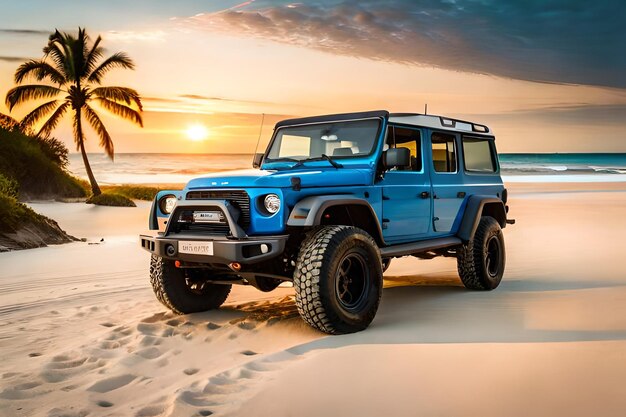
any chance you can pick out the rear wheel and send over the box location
[294,226,383,334]
[149,255,231,314]
[457,216,505,290]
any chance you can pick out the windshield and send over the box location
[266,119,381,162]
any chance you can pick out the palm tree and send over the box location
[5,27,143,196]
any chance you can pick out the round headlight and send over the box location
[159,195,178,214]
[263,194,281,214]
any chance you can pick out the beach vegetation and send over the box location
[86,192,136,207]
[101,185,160,201]
[0,127,87,199]
[5,27,143,197]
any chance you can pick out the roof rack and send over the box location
[389,113,491,134]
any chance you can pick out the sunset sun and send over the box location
[185,124,209,141]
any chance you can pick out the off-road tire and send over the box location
[149,255,231,314]
[457,216,505,290]
[294,226,383,334]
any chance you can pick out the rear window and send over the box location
[462,137,496,173]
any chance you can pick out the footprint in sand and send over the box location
[41,353,93,383]
[135,402,171,417]
[28,352,42,357]
[100,322,116,328]
[165,318,183,327]
[178,390,216,407]
[140,335,162,347]
[97,400,114,408]
[184,368,199,376]
[237,321,258,331]
[88,374,136,393]
[140,311,172,324]
[240,350,258,356]
[0,380,45,400]
[206,322,221,330]
[135,347,163,360]
[47,408,89,417]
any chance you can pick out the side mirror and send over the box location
[252,152,264,169]
[383,148,411,169]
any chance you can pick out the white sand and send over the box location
[1,184,625,417]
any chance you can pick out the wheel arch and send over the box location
[457,195,506,242]
[287,195,384,245]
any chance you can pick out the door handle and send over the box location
[420,191,430,199]
[457,191,466,198]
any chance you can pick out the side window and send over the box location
[386,126,422,171]
[462,137,496,173]
[431,133,457,173]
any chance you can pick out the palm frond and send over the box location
[14,60,66,85]
[43,30,72,80]
[94,97,143,127]
[20,99,60,130]
[91,86,143,110]
[5,85,63,110]
[72,27,89,79]
[84,35,103,76]
[88,52,135,84]
[84,105,114,159]
[37,101,69,138]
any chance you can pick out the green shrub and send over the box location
[38,136,70,169]
[0,174,19,199]
[0,127,87,199]
[0,192,48,233]
[101,185,160,201]
[86,192,136,207]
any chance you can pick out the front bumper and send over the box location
[140,233,288,264]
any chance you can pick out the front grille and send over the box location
[172,206,231,235]
[186,190,250,229]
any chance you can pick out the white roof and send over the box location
[389,113,493,135]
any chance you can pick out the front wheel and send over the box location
[149,255,231,314]
[457,216,506,290]
[294,226,383,334]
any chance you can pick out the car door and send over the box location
[429,131,464,233]
[379,126,432,243]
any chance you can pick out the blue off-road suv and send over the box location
[141,110,514,334]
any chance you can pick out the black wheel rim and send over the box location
[485,235,501,277]
[335,252,369,312]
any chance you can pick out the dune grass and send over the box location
[0,128,87,199]
[100,185,160,201]
[86,192,136,207]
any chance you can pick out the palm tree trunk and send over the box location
[75,107,101,196]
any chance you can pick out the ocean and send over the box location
[68,153,626,185]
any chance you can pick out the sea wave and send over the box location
[68,152,626,185]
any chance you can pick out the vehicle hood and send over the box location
[185,168,373,190]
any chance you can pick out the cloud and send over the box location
[105,30,166,43]
[478,104,626,126]
[187,0,626,89]
[0,56,31,62]
[0,28,50,35]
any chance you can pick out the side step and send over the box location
[380,237,462,258]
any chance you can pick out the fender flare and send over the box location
[457,195,506,242]
[287,195,384,243]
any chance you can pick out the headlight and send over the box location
[263,194,281,214]
[159,195,178,214]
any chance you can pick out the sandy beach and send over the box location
[1,182,626,417]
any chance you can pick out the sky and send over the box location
[0,0,625,154]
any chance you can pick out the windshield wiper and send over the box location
[320,154,343,169]
[269,157,304,168]
[269,155,343,169]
